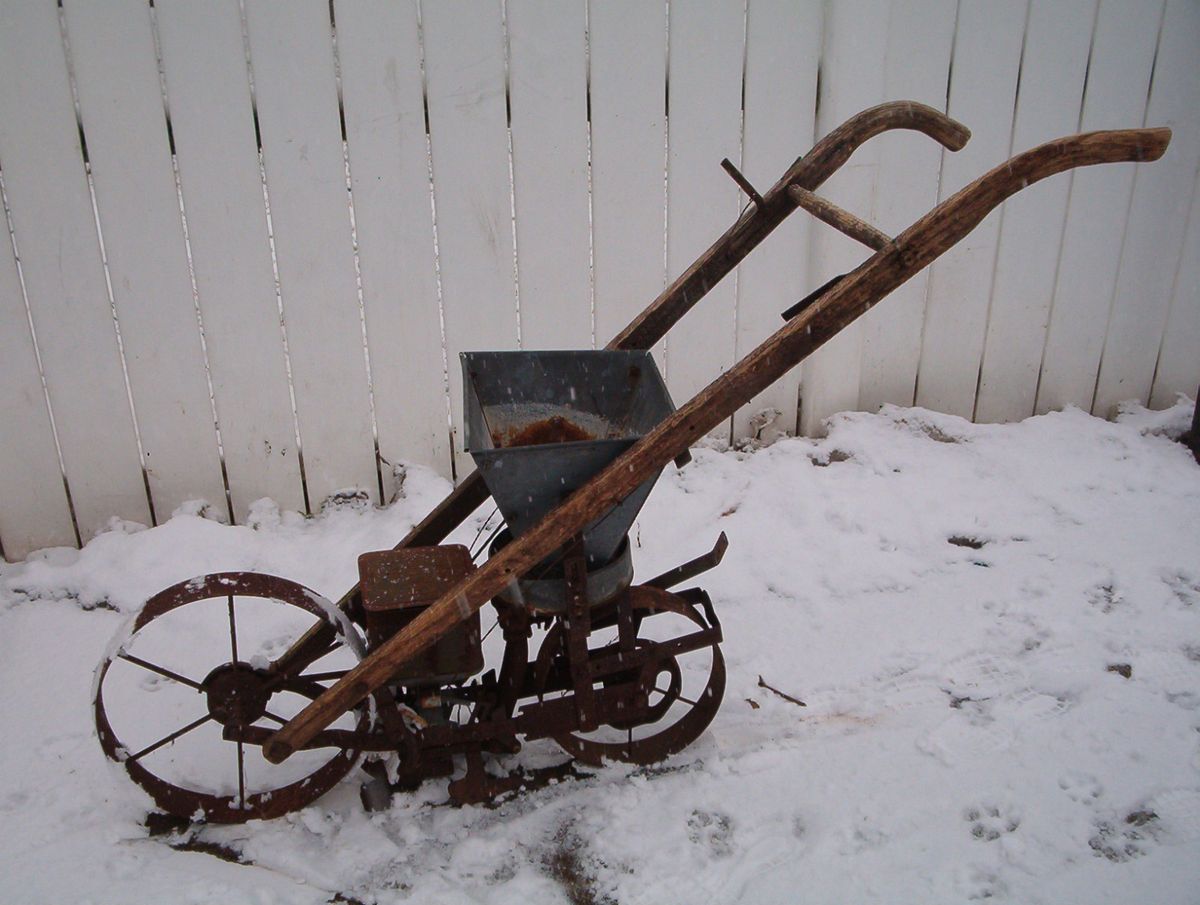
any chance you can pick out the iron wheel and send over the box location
[93,572,368,823]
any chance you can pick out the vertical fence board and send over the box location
[1036,0,1163,415]
[2,1,1199,559]
[335,0,452,491]
[857,0,957,415]
[664,0,746,417]
[974,0,1096,423]
[0,213,76,558]
[1092,0,1199,417]
[732,0,820,442]
[64,0,227,518]
[507,0,592,350]
[1151,175,1200,409]
[914,0,1025,419]
[0,1,149,540]
[422,0,518,477]
[155,0,306,521]
[799,0,887,435]
[243,0,378,506]
[589,0,667,353]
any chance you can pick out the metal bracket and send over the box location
[563,537,597,731]
[645,531,729,590]
[721,158,765,208]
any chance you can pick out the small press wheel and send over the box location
[534,586,726,766]
[94,572,368,823]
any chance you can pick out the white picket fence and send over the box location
[1,0,1196,562]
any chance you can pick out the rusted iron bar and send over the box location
[780,272,848,322]
[268,101,971,679]
[721,158,765,208]
[645,531,728,590]
[787,185,893,251]
[264,126,1168,764]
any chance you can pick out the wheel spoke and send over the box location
[270,638,339,683]
[655,687,697,707]
[236,741,246,806]
[127,714,213,763]
[97,571,372,825]
[118,653,203,690]
[294,669,349,683]
[227,595,239,664]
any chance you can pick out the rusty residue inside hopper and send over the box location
[493,415,597,448]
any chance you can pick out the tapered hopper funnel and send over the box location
[462,350,675,567]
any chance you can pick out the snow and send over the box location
[1,400,1198,904]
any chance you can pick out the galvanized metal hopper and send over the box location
[462,349,675,567]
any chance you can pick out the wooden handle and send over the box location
[263,125,1166,764]
[412,103,966,550]
[383,103,969,552]
[787,185,893,251]
[612,101,969,351]
[268,100,976,677]
[402,104,968,552]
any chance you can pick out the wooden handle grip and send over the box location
[610,101,969,351]
[264,125,1165,765]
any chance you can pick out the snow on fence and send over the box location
[0,0,1196,562]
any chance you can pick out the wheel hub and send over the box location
[202,663,271,729]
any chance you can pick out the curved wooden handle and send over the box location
[886,127,1169,277]
[782,100,970,189]
[265,101,975,683]
[612,101,969,350]
[755,126,1173,400]
[264,125,1166,766]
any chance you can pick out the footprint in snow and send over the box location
[964,802,1020,842]
[1086,582,1123,614]
[996,687,1073,722]
[918,716,1015,765]
[873,675,948,714]
[961,865,1007,902]
[687,809,734,858]
[1088,810,1161,862]
[1163,571,1200,608]
[1057,771,1104,806]
[940,651,1030,699]
[837,822,889,856]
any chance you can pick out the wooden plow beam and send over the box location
[265,119,1169,764]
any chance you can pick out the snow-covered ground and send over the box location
[2,401,1198,905]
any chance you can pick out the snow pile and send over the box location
[1,401,1197,904]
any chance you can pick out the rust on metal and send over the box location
[359,545,482,681]
[493,415,596,448]
[93,572,369,823]
[264,125,1169,769]
[262,101,973,688]
[92,101,1169,825]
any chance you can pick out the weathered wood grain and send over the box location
[265,126,1167,763]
